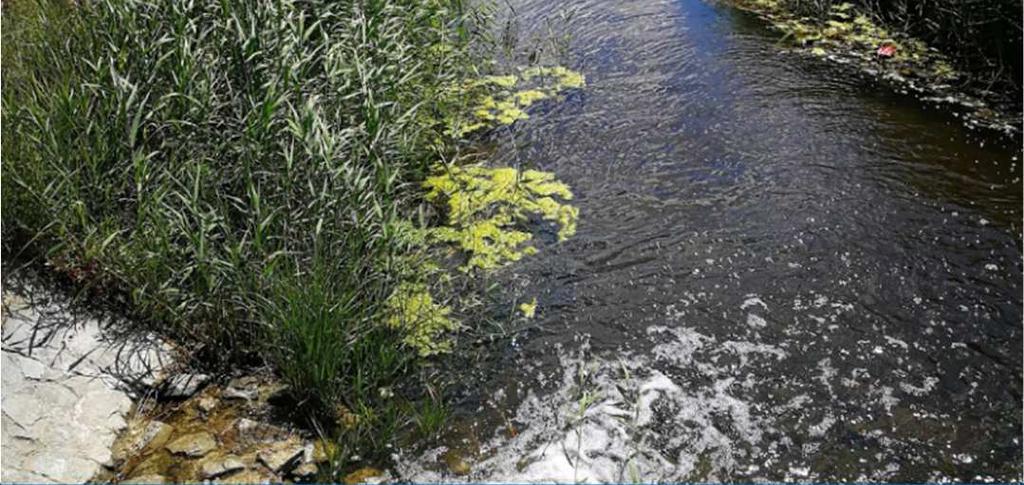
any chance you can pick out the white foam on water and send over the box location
[395,287,969,482]
[397,312,798,482]
[740,295,768,311]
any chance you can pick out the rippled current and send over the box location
[398,0,1023,481]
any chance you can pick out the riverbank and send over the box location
[2,0,588,479]
[729,0,1022,135]
[0,0,468,479]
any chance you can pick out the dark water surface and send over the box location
[401,0,1023,481]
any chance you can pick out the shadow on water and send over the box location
[400,0,1022,481]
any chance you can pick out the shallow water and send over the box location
[400,0,1023,481]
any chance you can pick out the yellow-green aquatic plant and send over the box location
[423,164,578,271]
[450,66,586,136]
[519,298,538,318]
[385,282,459,357]
[385,67,585,357]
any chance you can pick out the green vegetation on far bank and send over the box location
[1,0,582,478]
[773,0,1021,103]
[734,0,1021,131]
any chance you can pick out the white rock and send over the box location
[1,289,174,483]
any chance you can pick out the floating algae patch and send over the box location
[385,282,459,357]
[384,68,584,355]
[451,66,586,136]
[380,163,578,355]
[423,164,578,271]
[519,298,538,319]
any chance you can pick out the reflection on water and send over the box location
[399,0,1022,481]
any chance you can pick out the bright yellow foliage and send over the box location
[519,298,537,319]
[449,66,586,136]
[387,67,585,357]
[423,164,578,271]
[385,282,459,356]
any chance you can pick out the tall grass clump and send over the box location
[2,0,485,460]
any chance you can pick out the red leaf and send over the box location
[876,43,897,58]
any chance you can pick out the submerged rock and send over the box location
[198,453,246,479]
[223,376,260,400]
[443,451,472,476]
[113,419,174,462]
[126,473,168,484]
[257,439,305,473]
[234,417,288,447]
[214,468,274,484]
[344,467,385,484]
[165,431,217,457]
[197,395,219,413]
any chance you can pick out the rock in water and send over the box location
[199,454,246,479]
[443,450,472,476]
[165,432,217,457]
[257,440,305,473]
[223,376,260,400]
[291,462,318,480]
[197,395,219,413]
[126,474,167,484]
[214,468,273,484]
[344,467,384,484]
[113,420,174,462]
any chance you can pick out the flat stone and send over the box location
[3,386,46,426]
[223,376,260,400]
[75,385,132,430]
[0,466,56,483]
[125,473,167,484]
[13,353,46,380]
[199,453,246,479]
[20,450,97,483]
[114,420,174,462]
[343,467,384,484]
[166,432,217,457]
[1,290,172,484]
[161,373,209,398]
[197,395,219,413]
[215,469,273,484]
[257,440,305,473]
[234,418,286,446]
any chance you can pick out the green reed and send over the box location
[2,0,486,469]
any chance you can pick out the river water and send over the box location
[400,0,1023,481]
